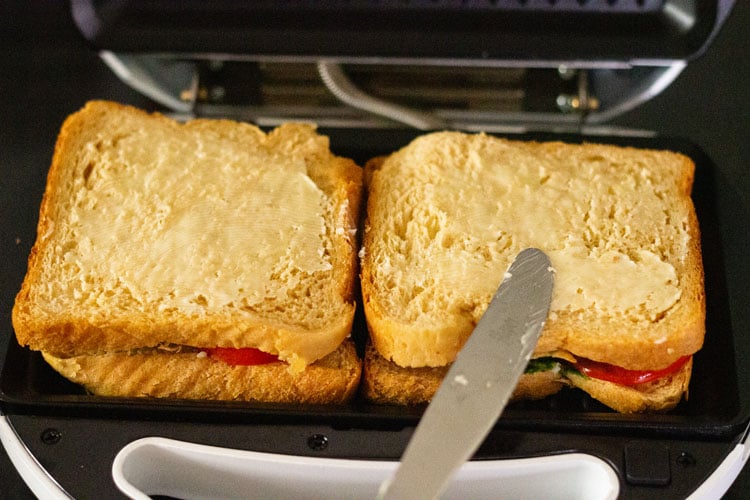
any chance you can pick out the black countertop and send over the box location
[1,1,748,498]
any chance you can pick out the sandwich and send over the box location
[12,101,363,404]
[359,131,705,413]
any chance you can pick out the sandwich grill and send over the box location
[1,1,749,498]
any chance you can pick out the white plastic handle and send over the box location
[112,436,619,500]
[687,432,750,500]
[0,416,72,499]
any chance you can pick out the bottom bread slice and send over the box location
[361,344,691,413]
[43,340,361,404]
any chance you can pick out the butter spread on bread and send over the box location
[361,131,705,412]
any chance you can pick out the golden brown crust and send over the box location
[362,343,564,406]
[511,370,568,401]
[43,340,361,404]
[362,342,445,405]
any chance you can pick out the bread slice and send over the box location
[43,340,361,404]
[360,131,705,411]
[13,101,363,376]
[362,344,691,413]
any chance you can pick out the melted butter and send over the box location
[549,249,680,320]
[69,128,329,309]
[381,133,686,320]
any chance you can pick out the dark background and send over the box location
[1,1,748,498]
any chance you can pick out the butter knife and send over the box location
[378,248,554,500]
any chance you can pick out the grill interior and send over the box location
[0,131,745,442]
[190,62,575,128]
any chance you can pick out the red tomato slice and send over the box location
[573,355,691,386]
[204,347,279,366]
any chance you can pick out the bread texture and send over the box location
[13,101,363,373]
[361,342,570,406]
[43,340,361,404]
[361,132,705,373]
[362,344,691,413]
[362,343,445,405]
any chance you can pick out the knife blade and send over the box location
[377,247,554,500]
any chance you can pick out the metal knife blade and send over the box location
[378,248,554,500]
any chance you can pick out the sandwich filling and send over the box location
[126,344,283,366]
[202,347,279,366]
[203,347,279,366]
[527,353,691,386]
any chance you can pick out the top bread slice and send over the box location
[12,101,363,372]
[361,131,705,371]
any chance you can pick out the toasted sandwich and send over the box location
[360,131,704,413]
[13,101,363,404]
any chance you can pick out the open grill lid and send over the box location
[67,1,737,132]
[71,0,734,64]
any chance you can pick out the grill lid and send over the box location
[70,0,735,63]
